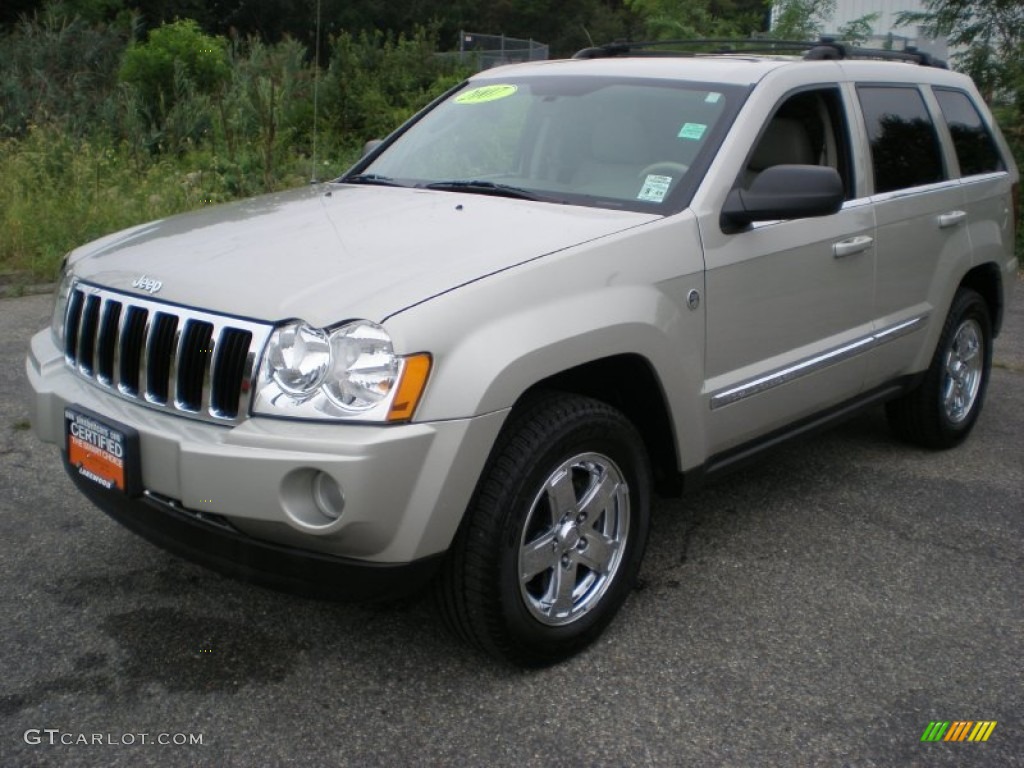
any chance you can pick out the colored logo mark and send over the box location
[921,721,997,742]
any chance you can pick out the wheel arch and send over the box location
[960,262,1004,335]
[522,354,683,496]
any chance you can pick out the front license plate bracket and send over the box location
[64,406,142,497]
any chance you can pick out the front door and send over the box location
[699,86,876,456]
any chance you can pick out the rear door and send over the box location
[933,85,1017,322]
[854,84,972,386]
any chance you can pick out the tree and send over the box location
[5,0,652,58]
[896,0,1023,108]
[769,0,833,41]
[836,12,877,45]
[625,0,768,39]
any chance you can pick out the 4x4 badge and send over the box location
[132,275,162,294]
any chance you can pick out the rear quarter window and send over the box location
[933,88,1004,176]
[857,85,945,194]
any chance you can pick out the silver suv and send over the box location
[27,40,1019,665]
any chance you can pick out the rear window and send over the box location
[933,88,1004,177]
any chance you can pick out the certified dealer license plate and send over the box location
[64,406,141,496]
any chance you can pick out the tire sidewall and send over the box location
[493,410,650,658]
[931,291,992,441]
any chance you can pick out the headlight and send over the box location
[50,261,75,346]
[252,320,431,422]
[264,323,331,396]
[323,322,399,410]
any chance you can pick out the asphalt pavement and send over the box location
[1,278,1021,767]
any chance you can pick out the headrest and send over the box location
[748,118,815,171]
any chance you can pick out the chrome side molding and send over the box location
[710,315,927,410]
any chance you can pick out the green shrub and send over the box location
[119,19,229,130]
[219,37,313,186]
[1,18,468,281]
[0,121,359,281]
[321,29,470,144]
[0,9,127,138]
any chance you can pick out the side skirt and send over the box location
[682,375,922,491]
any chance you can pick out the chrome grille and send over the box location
[63,282,273,424]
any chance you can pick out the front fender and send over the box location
[385,214,708,471]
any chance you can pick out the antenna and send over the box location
[310,0,322,183]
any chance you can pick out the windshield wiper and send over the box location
[422,180,542,201]
[342,173,404,187]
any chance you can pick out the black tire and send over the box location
[886,287,992,449]
[436,391,651,667]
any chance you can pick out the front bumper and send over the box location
[64,462,444,600]
[28,329,507,587]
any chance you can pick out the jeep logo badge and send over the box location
[132,275,163,294]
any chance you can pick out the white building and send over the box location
[824,0,949,60]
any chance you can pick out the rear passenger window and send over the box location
[857,86,945,194]
[934,88,1004,176]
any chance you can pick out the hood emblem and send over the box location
[132,275,163,294]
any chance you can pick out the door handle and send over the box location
[938,210,967,228]
[832,235,874,258]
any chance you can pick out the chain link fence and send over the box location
[440,31,549,71]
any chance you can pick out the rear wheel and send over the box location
[437,392,651,666]
[886,288,992,449]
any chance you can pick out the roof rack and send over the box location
[572,37,948,69]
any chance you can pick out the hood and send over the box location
[70,184,658,327]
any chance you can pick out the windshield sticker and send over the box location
[705,92,722,104]
[638,174,672,203]
[455,84,518,104]
[678,122,707,141]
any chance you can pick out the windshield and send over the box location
[349,75,746,213]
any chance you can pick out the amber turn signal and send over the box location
[387,354,432,421]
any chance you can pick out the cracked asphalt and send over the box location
[1,278,1021,767]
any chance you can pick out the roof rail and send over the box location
[572,37,948,69]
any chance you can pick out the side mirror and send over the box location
[721,165,844,232]
[362,139,383,158]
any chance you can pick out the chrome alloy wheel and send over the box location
[942,318,984,424]
[518,452,630,627]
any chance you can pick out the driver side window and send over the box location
[743,88,854,199]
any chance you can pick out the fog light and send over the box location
[312,471,345,520]
[280,468,346,533]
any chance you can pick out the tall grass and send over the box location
[0,19,468,283]
[0,126,360,279]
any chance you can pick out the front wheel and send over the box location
[886,287,992,449]
[437,392,651,666]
